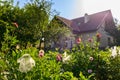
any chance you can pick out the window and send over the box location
[108,37,111,46]
[78,22,81,25]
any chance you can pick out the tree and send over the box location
[16,0,70,49]
[111,25,120,45]
[0,0,18,49]
[0,0,70,50]
[15,0,53,47]
[45,16,71,49]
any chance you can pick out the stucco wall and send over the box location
[77,26,114,48]
[54,23,114,49]
[97,26,114,47]
[77,31,97,47]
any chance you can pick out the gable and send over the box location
[71,10,115,34]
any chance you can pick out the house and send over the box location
[52,10,115,49]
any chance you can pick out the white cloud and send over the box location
[72,0,120,20]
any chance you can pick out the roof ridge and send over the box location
[97,11,110,29]
[56,16,72,27]
[90,10,111,16]
[56,16,71,21]
[71,10,111,20]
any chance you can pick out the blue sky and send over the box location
[14,0,120,20]
[14,0,28,7]
[51,0,75,19]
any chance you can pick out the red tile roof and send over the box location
[56,10,115,34]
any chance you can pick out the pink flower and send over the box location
[13,22,18,28]
[39,50,44,57]
[76,38,81,44]
[89,56,94,61]
[88,38,93,42]
[56,54,62,61]
[88,69,92,73]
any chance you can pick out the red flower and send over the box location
[13,22,18,28]
[96,33,101,42]
[39,50,44,57]
[56,54,62,61]
[96,33,101,38]
[88,38,93,42]
[76,38,81,44]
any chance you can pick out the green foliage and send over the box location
[45,16,71,48]
[0,0,70,49]
[62,41,112,80]
[110,25,120,46]
[79,72,94,80]
[60,71,78,80]
[1,37,120,79]
[0,46,59,79]
[0,0,19,49]
[107,54,120,79]
[18,0,50,41]
[0,20,7,49]
[1,24,19,53]
[1,0,120,80]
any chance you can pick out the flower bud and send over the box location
[88,69,92,73]
[39,50,44,57]
[56,54,62,61]
[76,38,81,44]
[13,22,18,28]
[88,38,93,42]
[96,33,101,38]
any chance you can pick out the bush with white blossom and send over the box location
[17,54,35,73]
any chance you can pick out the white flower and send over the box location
[111,46,117,57]
[89,56,94,61]
[62,52,71,63]
[63,52,67,57]
[17,54,35,73]
[111,46,120,57]
[16,44,20,49]
[42,37,44,41]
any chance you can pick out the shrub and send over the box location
[1,27,120,79]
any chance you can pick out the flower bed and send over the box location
[1,42,120,80]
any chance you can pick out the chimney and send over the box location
[84,13,89,23]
